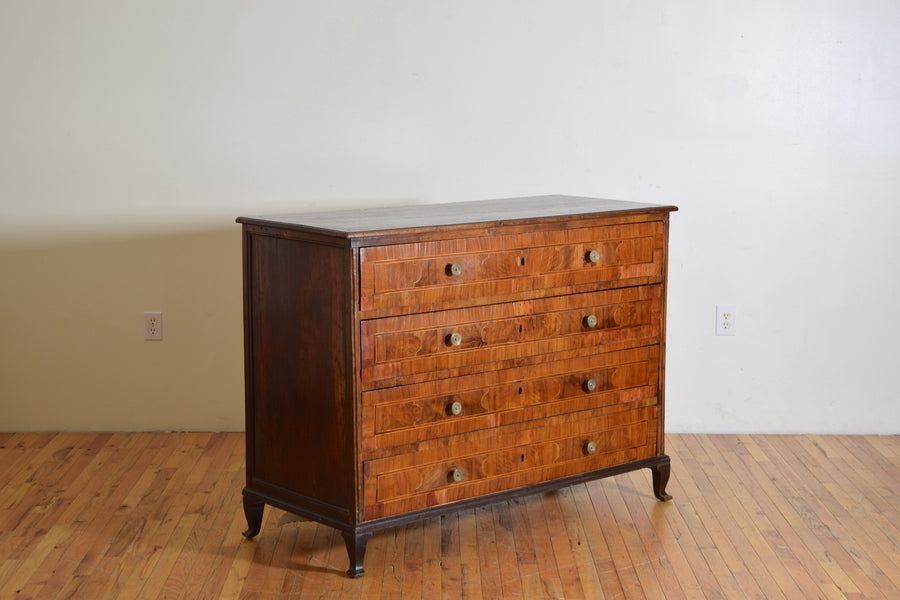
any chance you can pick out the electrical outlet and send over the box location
[144,312,163,340]
[716,305,736,336]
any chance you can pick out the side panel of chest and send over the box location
[242,231,359,523]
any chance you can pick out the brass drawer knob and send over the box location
[447,332,462,347]
[449,468,464,483]
[448,401,463,416]
[584,441,597,455]
[584,314,598,328]
[583,378,597,393]
[586,250,600,263]
[446,262,463,276]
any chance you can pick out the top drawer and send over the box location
[359,221,665,317]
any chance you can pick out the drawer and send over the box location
[360,285,661,389]
[358,222,665,317]
[362,404,659,519]
[360,346,660,457]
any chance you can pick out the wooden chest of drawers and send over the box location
[237,195,677,577]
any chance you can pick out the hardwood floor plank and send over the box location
[258,514,304,596]
[128,436,222,598]
[688,435,790,600]
[0,433,56,494]
[138,436,240,597]
[569,483,623,599]
[420,516,442,600]
[796,438,900,589]
[0,433,90,543]
[619,470,688,600]
[0,523,71,598]
[710,434,828,599]
[605,476,669,600]
[763,435,895,599]
[523,492,566,599]
[505,497,546,600]
[541,491,588,600]
[214,510,259,600]
[376,524,405,599]
[833,436,900,523]
[689,434,775,599]
[1,433,897,599]
[186,453,249,598]
[399,521,425,600]
[439,513,463,599]
[701,435,805,599]
[457,508,484,599]
[865,435,899,459]
[730,434,847,598]
[473,505,504,599]
[665,435,748,600]
[360,528,389,599]
[233,509,281,596]
[156,434,241,599]
[554,486,605,600]
[584,479,647,599]
[0,433,110,595]
[49,433,166,597]
[755,435,888,600]
[490,501,526,600]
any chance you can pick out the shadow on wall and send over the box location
[0,227,245,432]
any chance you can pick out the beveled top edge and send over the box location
[236,195,677,238]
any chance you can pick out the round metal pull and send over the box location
[583,378,597,393]
[586,250,600,263]
[584,441,597,455]
[584,314,598,328]
[448,401,463,416]
[447,263,462,277]
[447,332,462,347]
[449,468,464,483]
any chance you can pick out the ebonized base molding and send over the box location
[241,455,673,578]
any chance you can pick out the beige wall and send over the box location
[2,1,899,433]
[0,229,244,431]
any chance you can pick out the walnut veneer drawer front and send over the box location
[364,404,659,519]
[359,221,665,317]
[361,346,660,456]
[361,285,661,389]
[237,195,676,577]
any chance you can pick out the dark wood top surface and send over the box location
[237,195,677,238]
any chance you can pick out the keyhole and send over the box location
[519,324,523,334]
[521,454,525,463]
[518,387,523,395]
[520,257,526,266]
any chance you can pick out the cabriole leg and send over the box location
[242,491,265,537]
[342,530,371,578]
[651,459,673,501]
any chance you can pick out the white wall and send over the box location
[1,1,898,433]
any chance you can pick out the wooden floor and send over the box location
[0,433,897,599]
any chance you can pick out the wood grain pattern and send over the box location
[243,232,356,523]
[238,198,676,575]
[360,285,660,388]
[360,346,658,451]
[363,405,659,519]
[2,433,897,599]
[359,221,665,317]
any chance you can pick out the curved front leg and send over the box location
[242,491,265,537]
[650,458,673,501]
